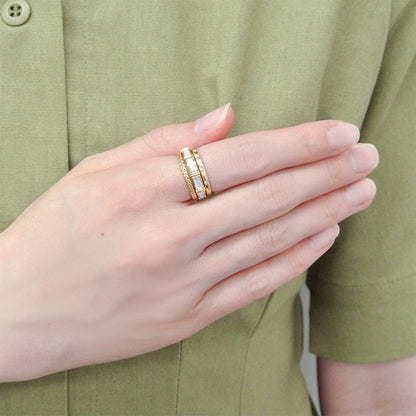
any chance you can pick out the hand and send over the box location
[0,104,378,382]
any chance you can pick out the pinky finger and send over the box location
[193,224,340,324]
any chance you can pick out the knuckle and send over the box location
[256,220,285,255]
[245,268,273,301]
[325,156,344,184]
[105,171,137,213]
[255,175,277,207]
[136,235,179,275]
[231,137,262,173]
[322,194,344,223]
[112,187,137,214]
[71,154,101,174]
[157,222,194,265]
[301,133,322,162]
[93,174,131,218]
[156,241,178,267]
[255,173,292,217]
[288,245,309,276]
[143,125,171,154]
[112,164,160,212]
[290,123,325,164]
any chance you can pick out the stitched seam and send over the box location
[84,0,89,159]
[310,271,416,289]
[175,341,183,416]
[238,294,273,416]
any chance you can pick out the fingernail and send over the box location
[348,143,379,173]
[309,224,340,251]
[194,103,231,133]
[327,122,360,150]
[345,178,377,206]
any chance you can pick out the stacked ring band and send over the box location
[177,147,212,201]
[192,148,212,197]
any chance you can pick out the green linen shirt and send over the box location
[0,0,415,415]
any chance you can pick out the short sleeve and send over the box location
[306,0,416,363]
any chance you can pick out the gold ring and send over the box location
[177,147,212,201]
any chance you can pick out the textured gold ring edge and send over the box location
[177,153,198,200]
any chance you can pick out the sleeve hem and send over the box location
[308,273,416,363]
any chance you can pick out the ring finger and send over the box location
[159,119,360,202]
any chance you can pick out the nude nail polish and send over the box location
[194,103,231,133]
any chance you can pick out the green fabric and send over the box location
[307,0,416,362]
[0,0,414,414]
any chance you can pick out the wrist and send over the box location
[0,230,36,382]
[0,230,74,382]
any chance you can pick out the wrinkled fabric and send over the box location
[0,0,415,414]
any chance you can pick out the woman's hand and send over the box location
[0,104,378,382]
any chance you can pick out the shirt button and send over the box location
[1,0,31,26]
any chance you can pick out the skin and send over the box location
[318,355,416,415]
[0,104,379,383]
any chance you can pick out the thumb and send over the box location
[140,102,234,158]
[79,104,234,171]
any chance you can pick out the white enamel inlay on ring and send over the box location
[192,175,204,189]
[185,158,198,172]
[181,148,193,158]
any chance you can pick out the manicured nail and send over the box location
[309,224,340,251]
[194,103,231,133]
[327,122,360,150]
[345,178,377,206]
[347,143,379,173]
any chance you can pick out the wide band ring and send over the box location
[177,147,212,201]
